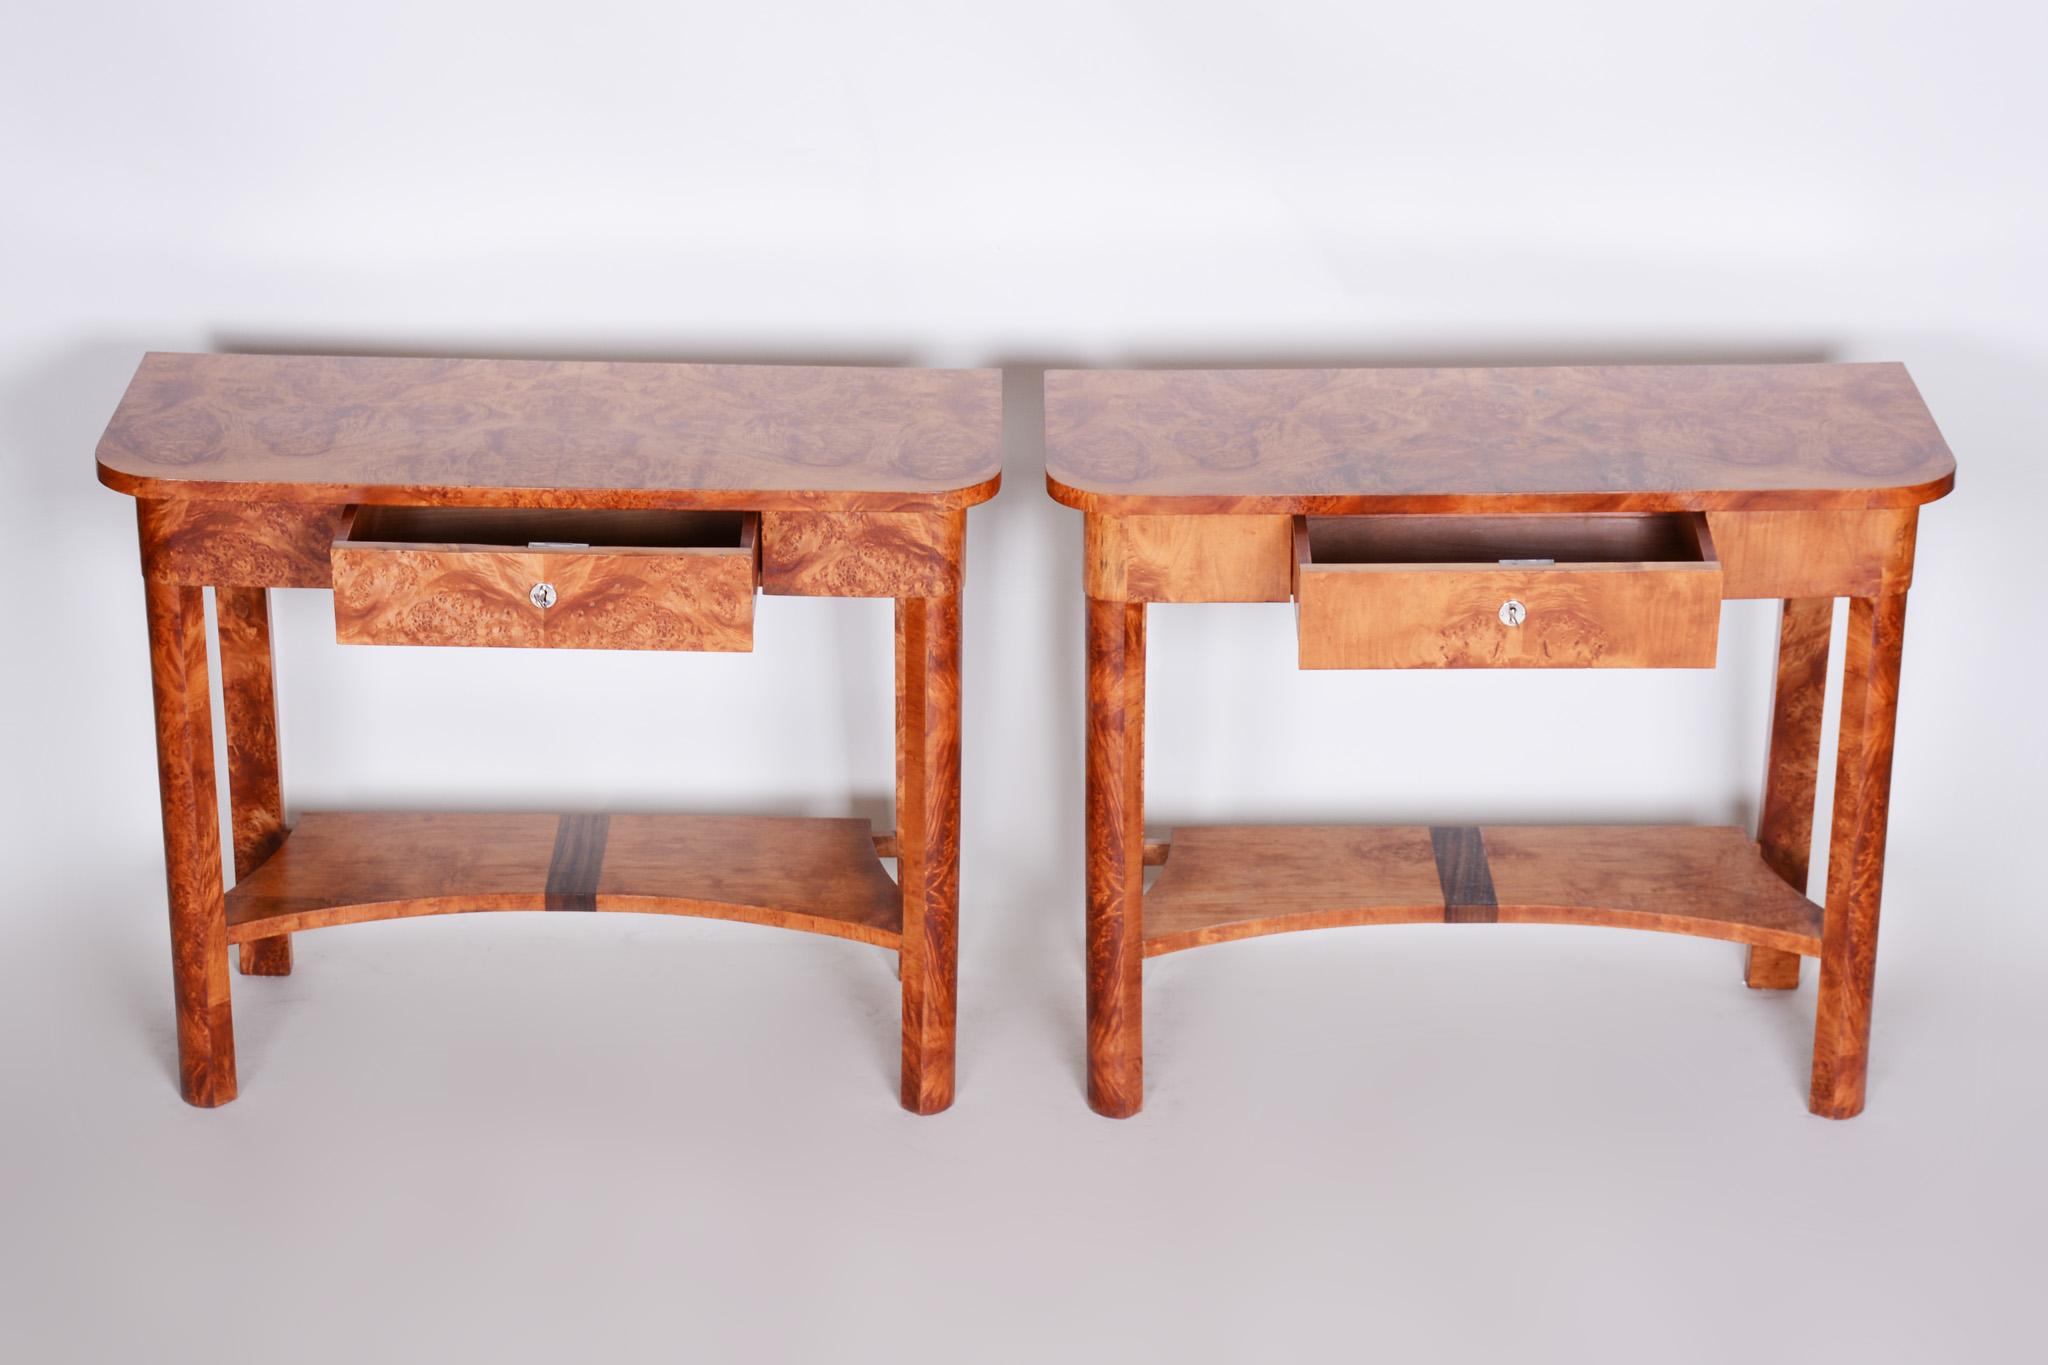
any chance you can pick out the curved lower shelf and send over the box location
[225,811,902,948]
[1141,824,1821,958]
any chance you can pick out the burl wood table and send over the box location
[100,352,1000,1113]
[1046,363,1954,1119]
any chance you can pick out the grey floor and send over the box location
[3,831,2041,1365]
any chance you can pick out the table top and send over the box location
[98,353,1004,511]
[1045,363,1955,514]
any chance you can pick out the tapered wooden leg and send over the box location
[896,595,961,1114]
[1086,597,1145,1117]
[1748,597,1833,989]
[1810,594,1909,1118]
[217,587,291,976]
[143,581,237,1106]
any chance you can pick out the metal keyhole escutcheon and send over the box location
[1499,599,1526,627]
[530,582,558,610]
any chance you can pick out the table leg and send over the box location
[1748,597,1833,990]
[1086,597,1145,1117]
[142,581,237,1106]
[1810,593,1909,1118]
[217,587,291,976]
[896,595,961,1114]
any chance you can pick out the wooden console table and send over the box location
[99,352,1000,1112]
[1046,363,1954,1119]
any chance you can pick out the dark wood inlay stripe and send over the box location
[1430,826,1498,923]
[545,814,609,911]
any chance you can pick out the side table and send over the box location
[100,352,1001,1112]
[1046,363,1953,1118]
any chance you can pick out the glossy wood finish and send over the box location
[332,507,758,651]
[101,353,1003,511]
[762,510,963,598]
[1708,508,1917,599]
[1811,594,1910,1118]
[1747,597,1834,990]
[216,588,292,976]
[1063,363,1948,1120]
[1085,598,1146,1118]
[1143,826,1822,957]
[225,812,901,944]
[141,581,235,1105]
[108,353,994,1111]
[1047,364,1954,514]
[1076,505,1924,611]
[895,595,964,1114]
[1084,514,1293,602]
[137,498,344,588]
[1294,513,1722,669]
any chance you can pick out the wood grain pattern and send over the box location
[332,508,757,651]
[100,353,1003,511]
[1142,825,1823,957]
[216,587,292,976]
[142,581,236,1105]
[109,352,986,1113]
[1052,365,1947,1119]
[761,510,963,598]
[1810,594,1909,1118]
[1297,564,1722,668]
[1708,508,1918,599]
[1294,515,1721,669]
[1046,364,1955,514]
[1085,597,1146,1118]
[137,498,345,587]
[1746,597,1834,990]
[895,595,963,1114]
[225,812,902,946]
[1083,513,1293,602]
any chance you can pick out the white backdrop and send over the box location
[3,4,2044,1362]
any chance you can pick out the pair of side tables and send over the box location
[98,353,1955,1119]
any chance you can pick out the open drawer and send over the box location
[333,507,758,651]
[1293,513,1721,669]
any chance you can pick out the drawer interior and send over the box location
[1302,513,1712,569]
[343,506,756,553]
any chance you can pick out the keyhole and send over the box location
[1499,599,1525,627]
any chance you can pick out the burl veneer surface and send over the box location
[1046,364,1954,513]
[226,812,903,947]
[1142,825,1823,956]
[100,352,1003,510]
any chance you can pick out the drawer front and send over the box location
[1295,515,1721,669]
[333,511,756,651]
